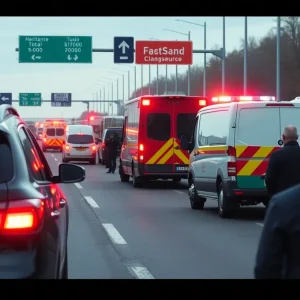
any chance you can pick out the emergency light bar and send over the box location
[211,96,276,102]
[141,98,207,106]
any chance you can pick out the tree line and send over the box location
[132,17,300,101]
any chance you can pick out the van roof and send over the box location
[197,100,300,114]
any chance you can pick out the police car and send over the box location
[180,96,300,218]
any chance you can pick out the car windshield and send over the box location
[67,134,94,144]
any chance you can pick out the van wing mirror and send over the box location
[180,135,190,151]
[56,163,85,183]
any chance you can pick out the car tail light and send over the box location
[142,99,150,106]
[91,145,97,151]
[138,143,144,161]
[199,99,206,106]
[0,199,44,235]
[65,144,70,152]
[43,137,47,143]
[227,146,237,176]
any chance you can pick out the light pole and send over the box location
[222,17,226,94]
[244,17,248,95]
[164,28,191,95]
[99,77,118,115]
[109,70,125,114]
[113,67,130,101]
[176,19,207,96]
[117,64,136,98]
[95,80,111,114]
[276,17,281,101]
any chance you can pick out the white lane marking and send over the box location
[54,158,58,161]
[84,196,99,208]
[74,183,83,189]
[102,223,127,245]
[129,266,155,279]
[256,223,264,227]
[173,190,187,195]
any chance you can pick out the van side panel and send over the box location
[235,106,281,189]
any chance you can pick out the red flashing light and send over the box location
[199,99,207,106]
[142,99,150,106]
[139,144,144,151]
[76,133,84,135]
[90,116,95,121]
[212,96,276,103]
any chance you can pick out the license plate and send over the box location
[176,166,188,171]
[75,148,87,151]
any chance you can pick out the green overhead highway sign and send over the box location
[18,36,92,63]
[19,93,42,106]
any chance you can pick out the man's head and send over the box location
[282,125,299,144]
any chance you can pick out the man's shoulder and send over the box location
[272,184,300,206]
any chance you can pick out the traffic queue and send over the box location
[41,94,300,220]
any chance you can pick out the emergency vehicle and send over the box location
[119,95,208,187]
[42,119,68,152]
[179,95,300,218]
[35,121,44,140]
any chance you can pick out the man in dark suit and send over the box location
[265,125,300,195]
[255,125,300,278]
[105,133,119,174]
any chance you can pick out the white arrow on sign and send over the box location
[1,96,9,101]
[118,41,129,54]
[74,55,78,61]
[31,55,41,60]
[67,55,72,60]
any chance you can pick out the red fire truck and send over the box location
[119,95,207,187]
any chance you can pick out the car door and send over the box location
[18,126,67,277]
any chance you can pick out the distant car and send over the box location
[0,105,85,279]
[62,125,98,164]
[98,127,122,165]
[36,128,43,140]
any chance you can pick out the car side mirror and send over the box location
[56,163,85,183]
[180,135,190,151]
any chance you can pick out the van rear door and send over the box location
[173,96,201,173]
[235,105,281,189]
[279,104,300,134]
[142,97,173,173]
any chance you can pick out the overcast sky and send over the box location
[0,17,275,118]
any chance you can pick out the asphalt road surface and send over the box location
[44,148,266,279]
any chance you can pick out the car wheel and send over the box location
[132,166,143,188]
[217,182,239,218]
[119,161,130,182]
[90,157,96,165]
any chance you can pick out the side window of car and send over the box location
[26,127,53,179]
[18,126,47,181]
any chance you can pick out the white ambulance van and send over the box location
[62,125,98,164]
[180,96,300,218]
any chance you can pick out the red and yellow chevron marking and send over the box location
[46,139,63,147]
[236,145,281,176]
[146,138,190,165]
[194,146,227,155]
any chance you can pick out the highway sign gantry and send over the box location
[19,93,42,106]
[18,36,92,63]
[135,40,193,65]
[114,36,134,63]
[0,93,12,105]
[51,93,72,107]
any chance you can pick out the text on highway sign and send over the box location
[51,93,72,107]
[19,93,42,106]
[0,93,12,106]
[114,36,134,64]
[135,40,193,65]
[18,36,93,63]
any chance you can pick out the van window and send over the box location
[46,128,55,136]
[280,107,300,134]
[56,128,65,136]
[147,113,171,141]
[177,113,196,140]
[106,129,123,140]
[237,108,280,145]
[67,134,94,144]
[198,110,229,146]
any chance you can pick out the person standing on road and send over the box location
[254,125,300,278]
[265,125,300,196]
[106,133,119,174]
